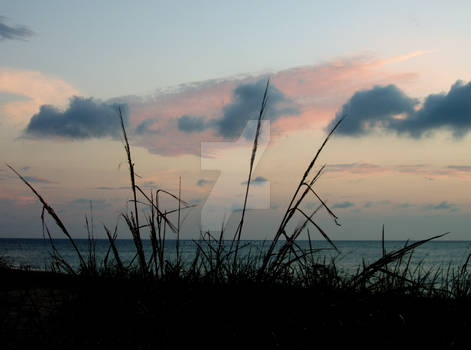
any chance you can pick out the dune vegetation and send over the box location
[2,82,471,349]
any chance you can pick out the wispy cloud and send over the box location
[325,163,471,180]
[241,176,268,186]
[397,202,415,208]
[364,200,391,208]
[424,201,457,211]
[139,181,158,188]
[0,16,34,41]
[197,179,213,187]
[22,175,54,184]
[332,201,354,209]
[447,165,471,172]
[95,186,129,191]
[326,163,385,175]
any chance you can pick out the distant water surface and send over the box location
[1,239,471,275]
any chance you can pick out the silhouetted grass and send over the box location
[4,80,471,349]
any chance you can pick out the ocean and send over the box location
[1,238,471,275]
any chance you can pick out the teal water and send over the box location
[1,238,471,275]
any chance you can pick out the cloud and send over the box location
[0,16,34,41]
[364,200,391,208]
[447,165,471,172]
[23,175,53,184]
[395,164,427,173]
[241,176,268,186]
[0,92,31,105]
[124,53,421,156]
[95,186,129,191]
[189,198,202,205]
[392,164,471,180]
[139,181,158,188]
[324,162,471,180]
[197,179,213,187]
[398,203,414,208]
[24,96,128,139]
[328,84,418,136]
[214,80,299,138]
[0,68,80,126]
[178,79,300,139]
[177,115,208,133]
[332,201,354,209]
[326,163,386,176]
[20,52,419,156]
[424,201,455,211]
[135,119,158,135]
[329,80,471,138]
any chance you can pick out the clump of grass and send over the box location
[6,80,466,301]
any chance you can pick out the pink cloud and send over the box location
[326,163,389,177]
[0,68,79,126]
[0,190,35,206]
[126,53,421,157]
[325,163,471,180]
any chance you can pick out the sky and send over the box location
[1,1,471,240]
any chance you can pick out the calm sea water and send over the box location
[1,238,471,275]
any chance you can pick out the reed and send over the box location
[5,80,464,297]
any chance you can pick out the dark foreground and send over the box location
[1,268,471,350]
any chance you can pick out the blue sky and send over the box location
[2,1,470,98]
[1,1,471,240]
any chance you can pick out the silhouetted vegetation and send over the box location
[2,82,471,349]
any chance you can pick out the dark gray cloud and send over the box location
[24,97,128,139]
[447,165,471,172]
[364,200,391,208]
[0,16,34,41]
[217,80,299,138]
[178,79,300,138]
[395,164,427,174]
[425,201,455,211]
[327,163,382,172]
[23,175,53,184]
[140,181,158,188]
[135,119,158,135]
[328,84,418,136]
[189,198,202,205]
[328,80,471,138]
[197,179,213,187]
[398,203,414,208]
[332,201,354,209]
[241,176,268,186]
[177,115,208,133]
